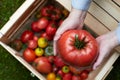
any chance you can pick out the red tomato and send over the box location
[27,40,37,49]
[21,30,34,43]
[31,21,41,32]
[37,17,49,30]
[51,8,61,20]
[33,57,52,74]
[57,70,65,78]
[40,5,54,17]
[72,75,81,80]
[40,32,53,41]
[46,22,57,36]
[63,72,72,80]
[23,48,36,63]
[54,56,65,68]
[41,6,51,17]
[58,30,98,68]
[80,70,89,80]
[33,35,38,42]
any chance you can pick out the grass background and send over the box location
[0,0,120,80]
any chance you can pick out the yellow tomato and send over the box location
[38,37,48,48]
[35,47,44,56]
[47,72,56,80]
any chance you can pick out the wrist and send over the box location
[69,9,87,20]
[72,0,92,11]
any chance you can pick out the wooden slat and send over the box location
[94,0,120,22]
[113,0,120,6]
[88,2,118,31]
[87,52,120,80]
[85,13,110,35]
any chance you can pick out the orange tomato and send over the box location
[47,72,56,80]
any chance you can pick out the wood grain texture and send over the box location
[94,0,120,22]
[88,2,118,31]
[113,0,120,6]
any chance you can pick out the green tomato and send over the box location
[56,75,62,80]
[45,46,54,56]
[35,47,44,56]
[62,65,70,73]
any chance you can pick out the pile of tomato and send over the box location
[9,4,92,80]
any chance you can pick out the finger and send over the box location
[93,52,105,70]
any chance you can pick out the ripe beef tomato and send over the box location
[57,30,98,68]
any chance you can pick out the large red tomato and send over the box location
[33,57,52,74]
[57,30,98,68]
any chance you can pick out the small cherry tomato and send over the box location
[46,21,57,37]
[56,75,62,80]
[35,47,44,56]
[47,72,56,80]
[38,37,48,48]
[23,48,36,63]
[62,65,70,73]
[45,46,54,56]
[80,70,89,80]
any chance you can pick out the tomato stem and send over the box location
[74,35,88,49]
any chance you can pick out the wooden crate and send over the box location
[0,0,120,80]
[57,0,120,80]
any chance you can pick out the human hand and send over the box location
[93,31,119,70]
[53,9,87,55]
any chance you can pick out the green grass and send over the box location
[0,0,120,80]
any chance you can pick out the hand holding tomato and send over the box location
[57,30,98,68]
[53,9,87,55]
[93,31,119,69]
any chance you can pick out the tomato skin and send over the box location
[46,22,57,36]
[58,30,98,68]
[27,40,37,49]
[38,37,48,48]
[31,21,41,32]
[47,72,56,80]
[33,57,52,74]
[57,70,65,78]
[40,32,53,41]
[62,66,70,73]
[35,47,44,57]
[41,6,51,17]
[23,48,36,63]
[72,75,81,80]
[80,70,89,80]
[63,72,72,80]
[54,56,65,68]
[51,8,61,20]
[21,30,34,43]
[37,17,49,30]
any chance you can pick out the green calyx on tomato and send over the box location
[62,65,70,73]
[45,46,53,56]
[74,35,88,49]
